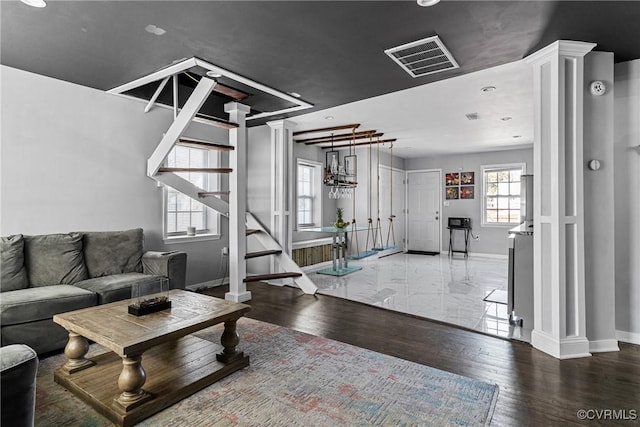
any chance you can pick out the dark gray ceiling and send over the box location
[2,1,639,126]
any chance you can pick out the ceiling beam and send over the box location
[292,123,360,136]
[321,138,397,149]
[300,131,381,145]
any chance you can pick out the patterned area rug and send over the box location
[35,318,498,426]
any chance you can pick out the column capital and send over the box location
[525,40,597,65]
[224,102,251,115]
[266,119,297,130]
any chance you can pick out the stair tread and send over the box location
[246,229,260,236]
[198,191,230,196]
[158,167,232,173]
[245,249,282,259]
[178,138,234,151]
[244,272,302,282]
[193,114,238,129]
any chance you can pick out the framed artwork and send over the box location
[460,186,475,199]
[461,172,475,185]
[445,173,460,186]
[446,187,459,200]
[446,171,474,200]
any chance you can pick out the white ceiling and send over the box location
[290,59,534,159]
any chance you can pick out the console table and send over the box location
[304,226,367,276]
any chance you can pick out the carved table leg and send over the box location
[216,319,244,363]
[62,331,95,374]
[113,355,153,412]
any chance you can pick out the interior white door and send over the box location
[407,171,440,253]
[379,167,405,250]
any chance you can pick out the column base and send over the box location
[531,330,592,359]
[225,291,252,303]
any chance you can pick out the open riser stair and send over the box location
[144,73,317,299]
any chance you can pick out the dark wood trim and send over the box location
[158,167,232,173]
[178,138,234,151]
[245,229,260,236]
[245,249,283,259]
[192,115,239,129]
[294,130,377,144]
[303,132,384,146]
[198,191,230,197]
[292,124,360,136]
[321,138,397,149]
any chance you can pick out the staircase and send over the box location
[146,75,317,301]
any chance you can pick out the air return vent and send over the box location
[384,35,459,78]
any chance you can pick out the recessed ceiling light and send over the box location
[20,0,46,7]
[417,0,440,6]
[145,24,166,36]
[501,116,512,121]
[324,115,334,120]
[206,71,223,78]
[289,92,302,98]
[481,86,496,93]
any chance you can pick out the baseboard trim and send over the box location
[616,330,640,345]
[589,339,620,353]
[532,330,592,359]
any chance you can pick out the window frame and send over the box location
[162,145,221,243]
[296,158,323,230]
[481,163,526,227]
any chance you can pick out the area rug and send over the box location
[35,318,498,426]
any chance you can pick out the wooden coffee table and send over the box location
[53,289,250,427]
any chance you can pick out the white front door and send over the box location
[407,170,440,253]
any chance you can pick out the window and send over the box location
[163,145,219,239]
[482,163,525,225]
[296,159,322,228]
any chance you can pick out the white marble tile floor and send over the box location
[308,252,528,341]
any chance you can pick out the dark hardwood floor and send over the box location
[202,283,640,426]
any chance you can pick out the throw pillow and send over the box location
[0,234,29,291]
[24,233,89,287]
[82,228,144,278]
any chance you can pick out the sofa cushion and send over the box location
[1,235,29,292]
[24,233,88,287]
[74,272,164,304]
[0,285,97,326]
[82,229,144,278]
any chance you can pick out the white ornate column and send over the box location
[525,41,595,359]
[267,120,294,273]
[225,102,252,303]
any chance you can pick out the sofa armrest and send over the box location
[142,251,187,290]
[1,344,38,427]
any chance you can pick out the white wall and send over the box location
[613,59,640,344]
[583,52,617,350]
[1,66,230,286]
[405,148,533,255]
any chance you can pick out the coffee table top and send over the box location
[53,290,250,357]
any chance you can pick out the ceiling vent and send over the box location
[384,35,459,78]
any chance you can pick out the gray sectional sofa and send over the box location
[0,228,187,355]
